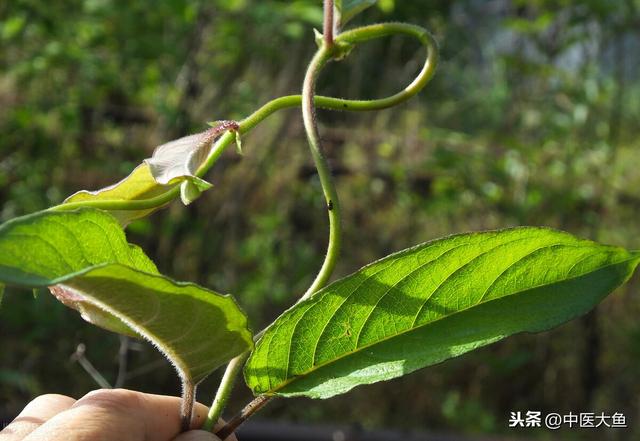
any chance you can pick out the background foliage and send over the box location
[1,0,640,439]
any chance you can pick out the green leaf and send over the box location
[50,264,252,384]
[334,0,377,29]
[0,208,157,286]
[63,164,177,225]
[0,209,253,384]
[245,227,640,399]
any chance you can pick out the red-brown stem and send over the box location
[180,380,197,432]
[323,0,335,47]
[215,395,272,439]
[199,120,239,146]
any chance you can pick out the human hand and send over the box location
[0,389,237,441]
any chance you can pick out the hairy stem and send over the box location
[180,379,197,432]
[299,0,342,303]
[215,395,272,440]
[323,0,335,47]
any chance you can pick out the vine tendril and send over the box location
[51,23,437,215]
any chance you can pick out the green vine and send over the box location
[299,43,341,301]
[209,20,438,437]
[50,23,438,216]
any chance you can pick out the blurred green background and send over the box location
[2,0,640,440]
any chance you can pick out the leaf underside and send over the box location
[245,227,639,399]
[51,264,252,383]
[0,209,253,384]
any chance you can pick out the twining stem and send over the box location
[215,13,342,436]
[180,379,197,432]
[51,23,437,215]
[299,46,341,301]
[211,23,437,435]
[200,23,438,180]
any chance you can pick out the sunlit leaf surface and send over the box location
[245,227,639,398]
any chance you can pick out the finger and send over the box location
[0,394,76,441]
[23,389,210,441]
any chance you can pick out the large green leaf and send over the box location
[334,0,377,29]
[245,227,640,399]
[0,209,253,384]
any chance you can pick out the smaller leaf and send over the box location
[63,122,239,221]
[334,0,377,30]
[63,164,176,225]
[145,131,214,186]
